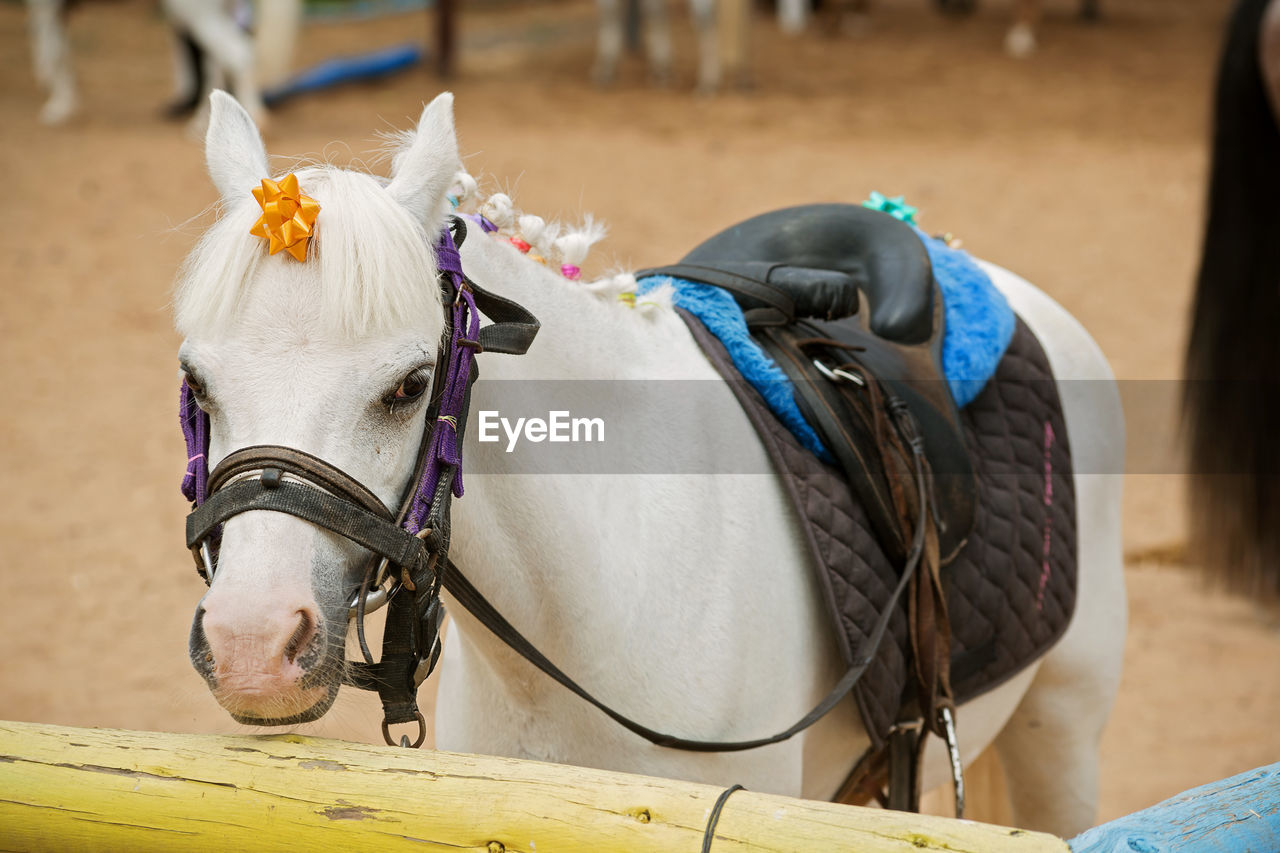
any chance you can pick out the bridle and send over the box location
[177,214,959,811]
[182,215,539,746]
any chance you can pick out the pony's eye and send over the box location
[392,371,431,403]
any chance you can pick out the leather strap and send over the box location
[637,262,797,320]
[886,722,926,812]
[187,478,427,570]
[207,444,392,519]
[438,437,932,752]
[471,284,541,356]
[759,328,909,560]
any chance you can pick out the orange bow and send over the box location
[250,174,320,262]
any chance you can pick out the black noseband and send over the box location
[186,445,432,582]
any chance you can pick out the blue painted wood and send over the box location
[1069,763,1280,853]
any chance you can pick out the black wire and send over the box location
[355,560,376,665]
[700,784,744,853]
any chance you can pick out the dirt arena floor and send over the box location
[1,0,1277,829]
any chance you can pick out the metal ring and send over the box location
[198,542,217,584]
[347,562,401,620]
[381,711,427,749]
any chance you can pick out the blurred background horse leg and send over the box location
[1007,0,1103,57]
[159,0,300,129]
[717,0,751,89]
[251,0,301,93]
[593,0,749,92]
[163,28,206,120]
[690,0,719,92]
[25,0,78,125]
[593,0,675,86]
[161,0,264,125]
[1005,0,1041,57]
[778,0,808,34]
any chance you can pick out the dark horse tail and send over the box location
[1184,0,1280,601]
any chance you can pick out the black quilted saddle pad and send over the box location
[679,311,1078,747]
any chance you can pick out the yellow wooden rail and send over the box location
[0,720,1069,852]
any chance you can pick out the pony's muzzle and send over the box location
[190,593,330,723]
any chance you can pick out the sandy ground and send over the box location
[1,0,1277,828]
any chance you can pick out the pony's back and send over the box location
[1184,0,1280,601]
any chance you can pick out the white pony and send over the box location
[177,90,1126,837]
[24,0,298,125]
[593,0,809,91]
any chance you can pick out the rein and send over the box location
[179,216,941,764]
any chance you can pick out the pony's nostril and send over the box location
[284,609,315,664]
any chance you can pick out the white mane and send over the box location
[175,151,672,343]
[457,185,674,317]
[173,165,443,339]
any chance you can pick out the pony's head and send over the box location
[177,91,460,724]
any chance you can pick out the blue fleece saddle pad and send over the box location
[637,229,1015,458]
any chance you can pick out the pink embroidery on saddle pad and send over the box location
[1037,420,1056,610]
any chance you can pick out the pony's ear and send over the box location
[204,90,270,203]
[386,93,460,225]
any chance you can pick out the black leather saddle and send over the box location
[640,204,977,563]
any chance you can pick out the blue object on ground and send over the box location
[263,43,425,106]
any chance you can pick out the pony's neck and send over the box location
[459,230,703,382]
[435,227,838,782]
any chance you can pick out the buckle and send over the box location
[813,359,865,386]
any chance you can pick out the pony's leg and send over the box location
[717,0,750,90]
[164,28,205,119]
[162,0,265,125]
[593,0,625,86]
[26,0,78,125]
[641,0,674,86]
[992,474,1126,835]
[778,0,808,34]
[251,0,301,91]
[979,265,1127,837]
[688,0,719,93]
[842,0,873,37]
[1005,0,1040,57]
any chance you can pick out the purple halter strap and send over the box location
[180,381,209,506]
[402,226,479,533]
[179,223,480,535]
